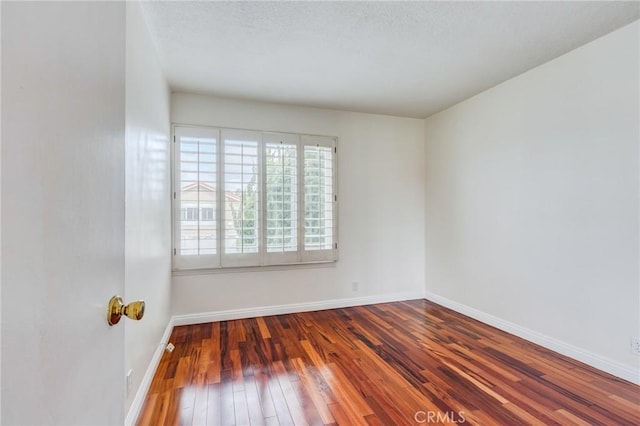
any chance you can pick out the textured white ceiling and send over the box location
[140,1,639,118]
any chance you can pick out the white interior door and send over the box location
[1,2,127,424]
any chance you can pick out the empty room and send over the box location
[1,1,639,425]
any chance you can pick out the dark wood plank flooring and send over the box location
[138,299,640,425]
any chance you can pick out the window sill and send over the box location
[172,260,338,276]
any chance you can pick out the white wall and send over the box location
[0,2,3,421]
[171,94,425,315]
[424,21,639,382]
[124,1,171,416]
[2,2,127,424]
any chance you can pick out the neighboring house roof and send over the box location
[181,182,242,202]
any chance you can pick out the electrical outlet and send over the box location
[351,282,359,292]
[631,338,640,355]
[126,369,133,398]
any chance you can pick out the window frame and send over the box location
[262,131,302,266]
[172,126,221,270]
[172,124,338,271]
[300,135,338,263]
[220,128,263,268]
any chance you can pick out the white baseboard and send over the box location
[172,291,425,326]
[125,318,175,426]
[425,291,640,385]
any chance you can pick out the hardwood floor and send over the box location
[137,300,640,425]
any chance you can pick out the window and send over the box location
[173,127,218,266]
[181,207,198,221]
[303,139,335,260]
[201,208,214,221]
[173,126,337,270]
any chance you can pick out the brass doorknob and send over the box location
[107,296,145,326]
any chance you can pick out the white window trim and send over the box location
[172,124,338,271]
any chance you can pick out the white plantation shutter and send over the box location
[302,136,337,262]
[173,126,220,269]
[172,126,337,270]
[263,133,300,265]
[221,129,261,267]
